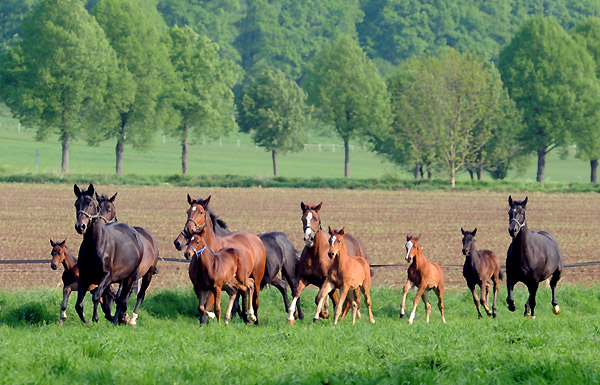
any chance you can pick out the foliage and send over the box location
[498,16,600,183]
[238,68,313,175]
[304,35,391,177]
[0,0,119,173]
[0,0,37,55]
[379,49,522,186]
[165,26,239,173]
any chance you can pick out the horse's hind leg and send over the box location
[113,276,135,325]
[492,276,499,318]
[422,291,432,323]
[506,276,517,312]
[435,286,446,323]
[271,276,290,314]
[481,282,492,316]
[550,269,562,315]
[400,279,413,318]
[60,286,72,326]
[287,279,306,323]
[74,288,88,323]
[129,269,155,327]
[524,283,538,318]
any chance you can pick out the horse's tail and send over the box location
[498,268,504,281]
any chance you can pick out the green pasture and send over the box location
[0,117,594,184]
[1,285,599,384]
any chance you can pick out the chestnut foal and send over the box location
[461,228,503,318]
[313,227,375,325]
[184,228,256,325]
[50,239,115,325]
[400,235,446,325]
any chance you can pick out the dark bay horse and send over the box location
[287,202,367,324]
[400,235,446,325]
[180,195,266,324]
[461,228,502,318]
[173,205,302,320]
[184,228,255,325]
[73,184,159,326]
[313,227,374,325]
[50,239,115,325]
[506,196,563,318]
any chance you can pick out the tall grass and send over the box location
[1,285,599,384]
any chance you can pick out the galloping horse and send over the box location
[287,202,367,324]
[506,196,563,318]
[184,228,255,325]
[50,239,115,325]
[313,227,374,325]
[180,195,266,323]
[73,184,159,326]
[461,228,502,318]
[400,235,446,325]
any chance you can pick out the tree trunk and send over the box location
[467,169,474,181]
[272,149,277,176]
[591,159,598,184]
[477,164,483,181]
[61,132,69,173]
[414,163,420,179]
[181,122,189,174]
[116,127,125,175]
[536,146,546,183]
[451,169,456,188]
[344,139,349,178]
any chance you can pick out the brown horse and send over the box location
[287,202,367,323]
[182,195,266,323]
[400,235,446,325]
[313,227,375,325]
[461,227,503,318]
[50,239,115,325]
[73,184,159,326]
[184,228,255,325]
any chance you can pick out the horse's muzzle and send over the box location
[508,227,518,238]
[405,256,412,263]
[50,263,57,270]
[183,250,191,260]
[174,238,182,251]
[75,223,86,235]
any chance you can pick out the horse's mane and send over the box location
[96,193,110,202]
[208,209,231,236]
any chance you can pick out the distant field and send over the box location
[0,117,593,183]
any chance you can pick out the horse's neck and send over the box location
[413,247,429,268]
[514,226,532,252]
[62,247,78,270]
[467,245,480,269]
[198,244,218,279]
[203,215,224,250]
[311,229,329,256]
[84,219,107,250]
[335,240,349,267]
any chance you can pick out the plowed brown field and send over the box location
[1,183,599,291]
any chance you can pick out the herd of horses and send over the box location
[49,184,565,327]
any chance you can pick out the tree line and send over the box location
[1,0,599,184]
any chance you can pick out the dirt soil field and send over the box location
[1,183,600,291]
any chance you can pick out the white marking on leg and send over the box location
[288,297,298,320]
[129,312,138,325]
[554,305,561,315]
[207,311,216,318]
[408,308,416,325]
[61,310,67,319]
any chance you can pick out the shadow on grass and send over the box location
[141,289,199,320]
[0,301,56,327]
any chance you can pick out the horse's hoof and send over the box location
[313,318,318,323]
[400,311,405,318]
[508,304,516,312]
[287,318,295,325]
[59,318,65,326]
[492,313,497,319]
[370,319,376,324]
[408,320,413,325]
[553,305,561,315]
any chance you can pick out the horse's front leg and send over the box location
[492,277,499,318]
[92,272,112,323]
[75,287,88,323]
[400,279,413,318]
[506,276,517,312]
[213,287,222,324]
[60,285,73,326]
[112,276,135,325]
[287,278,307,323]
[480,282,492,316]
[313,281,334,323]
[550,269,561,315]
[468,282,483,318]
[197,290,212,322]
[223,284,238,326]
[525,282,538,318]
[408,285,427,325]
[334,285,351,325]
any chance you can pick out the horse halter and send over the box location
[186,240,207,258]
[186,206,207,235]
[303,211,321,240]
[77,196,100,221]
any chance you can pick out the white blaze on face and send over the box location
[405,240,413,260]
[304,212,313,239]
[191,206,197,212]
[330,235,336,247]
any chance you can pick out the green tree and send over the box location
[0,0,118,173]
[304,35,391,178]
[571,17,600,183]
[379,49,520,186]
[238,68,312,176]
[93,0,175,174]
[0,0,37,55]
[166,26,239,174]
[498,16,598,183]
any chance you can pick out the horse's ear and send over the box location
[339,227,345,236]
[406,234,412,241]
[60,239,66,246]
[94,192,100,201]
[87,184,95,196]
[508,195,513,206]
[109,192,117,203]
[461,227,465,235]
[301,202,306,212]
[328,226,333,235]
[203,195,211,208]
[522,196,528,207]
[74,184,81,197]
[50,239,55,247]
[416,234,422,242]
[187,194,193,205]
[315,202,322,212]
[472,228,477,237]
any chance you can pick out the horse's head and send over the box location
[405,234,422,263]
[174,194,211,251]
[508,195,528,238]
[301,201,322,247]
[184,228,207,260]
[74,183,98,235]
[50,239,67,270]
[327,226,346,259]
[460,227,477,256]
[96,192,118,224]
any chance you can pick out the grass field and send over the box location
[0,285,599,384]
[0,116,594,183]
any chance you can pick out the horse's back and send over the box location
[225,230,266,281]
[344,233,367,260]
